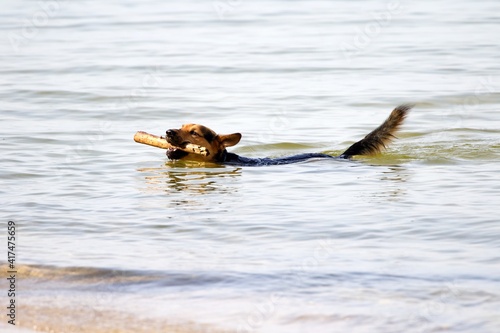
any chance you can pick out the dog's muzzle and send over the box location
[165,129,189,160]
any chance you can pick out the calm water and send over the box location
[1,0,500,332]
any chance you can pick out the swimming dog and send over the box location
[165,104,411,166]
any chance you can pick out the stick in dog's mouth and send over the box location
[134,131,208,156]
[165,140,209,157]
[179,143,209,156]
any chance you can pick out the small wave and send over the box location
[0,263,235,289]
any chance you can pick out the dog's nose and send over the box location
[166,129,176,137]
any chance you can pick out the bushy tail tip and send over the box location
[340,104,412,158]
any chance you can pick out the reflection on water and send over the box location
[138,161,242,196]
[378,165,411,201]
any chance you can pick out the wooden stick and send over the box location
[134,131,208,156]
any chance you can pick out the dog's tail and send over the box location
[339,104,412,159]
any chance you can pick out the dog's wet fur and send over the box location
[165,105,412,166]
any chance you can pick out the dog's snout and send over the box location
[165,129,182,146]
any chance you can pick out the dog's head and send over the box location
[165,124,241,162]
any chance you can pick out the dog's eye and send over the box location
[190,130,199,137]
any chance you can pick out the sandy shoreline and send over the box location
[1,264,230,333]
[0,324,38,333]
[4,304,229,333]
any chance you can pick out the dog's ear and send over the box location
[218,133,242,148]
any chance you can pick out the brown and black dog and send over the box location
[165,104,412,166]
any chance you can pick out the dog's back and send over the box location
[222,104,411,166]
